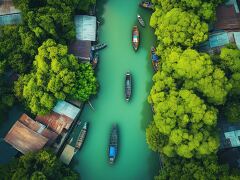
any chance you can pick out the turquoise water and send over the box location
[71,0,159,179]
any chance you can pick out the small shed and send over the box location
[75,15,96,41]
[60,144,75,165]
[224,130,240,147]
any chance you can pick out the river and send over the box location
[70,0,159,179]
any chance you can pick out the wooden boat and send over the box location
[151,47,159,72]
[139,1,154,10]
[91,52,99,69]
[91,43,107,51]
[75,122,88,150]
[125,72,132,102]
[108,124,118,164]
[137,14,145,27]
[132,26,140,51]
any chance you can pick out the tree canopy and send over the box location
[0,150,79,180]
[14,39,97,115]
[155,155,240,180]
[151,8,208,48]
[148,0,240,178]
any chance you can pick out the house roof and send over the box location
[18,113,58,145]
[209,32,230,48]
[0,13,22,26]
[4,121,48,154]
[60,144,75,165]
[75,15,96,41]
[53,100,80,120]
[35,112,73,134]
[214,3,240,31]
[69,40,92,60]
[224,130,240,147]
[0,0,21,15]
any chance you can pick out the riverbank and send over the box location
[69,0,159,179]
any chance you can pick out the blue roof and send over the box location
[53,100,80,120]
[152,54,159,62]
[209,32,230,48]
[109,146,116,157]
[234,32,240,49]
[0,14,22,26]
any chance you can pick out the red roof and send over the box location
[35,112,73,134]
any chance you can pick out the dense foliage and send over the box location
[147,0,240,179]
[0,0,97,117]
[0,150,79,180]
[14,39,97,115]
[155,155,240,180]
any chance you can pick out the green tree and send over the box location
[15,39,97,115]
[0,150,79,180]
[152,8,208,48]
[224,100,240,123]
[155,155,239,180]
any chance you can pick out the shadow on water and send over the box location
[96,0,108,25]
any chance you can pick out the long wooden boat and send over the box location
[91,52,99,69]
[137,14,145,27]
[139,1,154,10]
[108,124,118,164]
[75,122,88,150]
[151,47,159,72]
[132,26,140,51]
[125,72,132,102]
[91,43,107,51]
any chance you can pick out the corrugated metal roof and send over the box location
[0,0,21,15]
[60,144,75,165]
[36,112,73,134]
[53,100,80,120]
[234,32,240,49]
[4,121,48,154]
[69,40,91,60]
[0,13,21,25]
[224,130,240,147]
[75,15,96,41]
[209,32,230,48]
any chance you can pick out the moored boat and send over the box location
[108,124,118,164]
[139,1,154,10]
[137,14,145,27]
[151,47,159,72]
[132,26,140,51]
[125,72,132,102]
[91,52,99,69]
[75,122,88,150]
[91,43,107,51]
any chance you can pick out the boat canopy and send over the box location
[152,53,159,62]
[133,35,138,42]
[109,146,116,157]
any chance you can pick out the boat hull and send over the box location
[151,47,159,72]
[125,72,132,102]
[108,125,118,164]
[139,1,154,10]
[137,15,145,27]
[75,122,88,150]
[132,26,140,51]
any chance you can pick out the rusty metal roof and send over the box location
[4,121,48,154]
[35,112,73,134]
